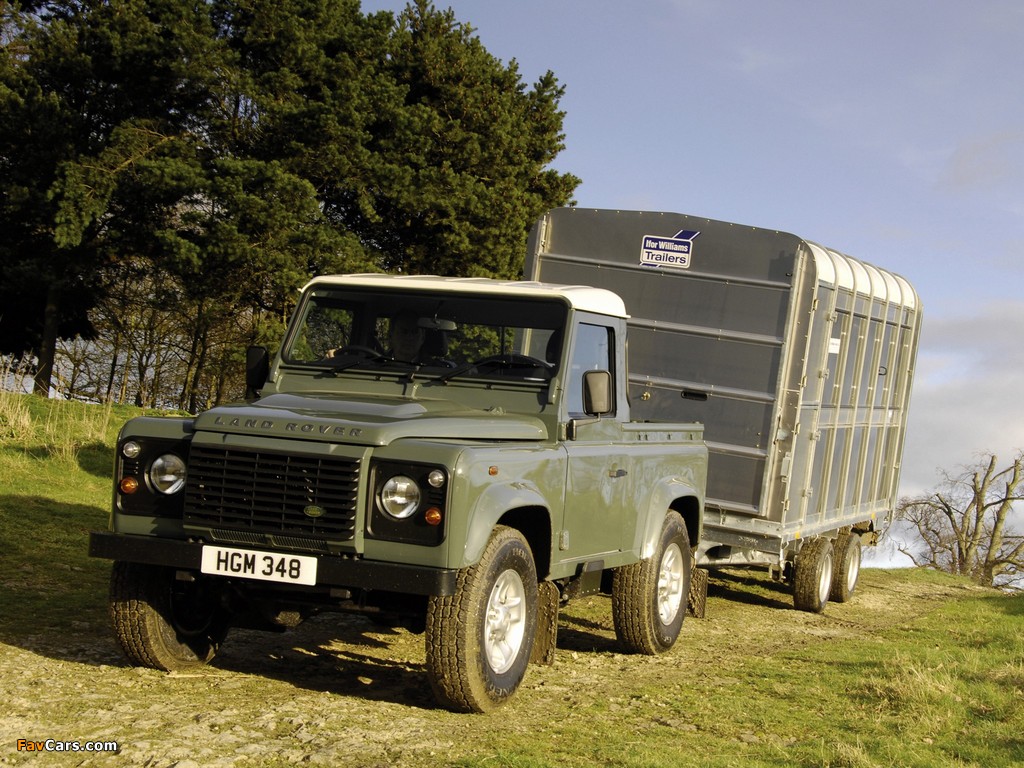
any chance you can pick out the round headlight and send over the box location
[379,475,420,519]
[150,453,187,495]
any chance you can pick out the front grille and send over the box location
[184,445,360,543]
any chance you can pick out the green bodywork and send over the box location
[106,278,708,593]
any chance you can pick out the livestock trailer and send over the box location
[526,208,922,610]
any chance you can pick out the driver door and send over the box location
[557,322,633,563]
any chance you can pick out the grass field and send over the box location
[1,391,1022,767]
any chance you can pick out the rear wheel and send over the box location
[612,511,690,654]
[425,527,538,712]
[792,537,834,613]
[109,561,230,670]
[830,533,863,602]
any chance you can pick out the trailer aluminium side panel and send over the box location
[526,208,921,605]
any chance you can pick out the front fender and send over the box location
[460,482,551,568]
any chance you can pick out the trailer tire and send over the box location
[109,561,229,671]
[830,533,862,603]
[425,526,538,713]
[612,511,690,654]
[792,537,834,613]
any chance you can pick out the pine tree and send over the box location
[1,0,579,401]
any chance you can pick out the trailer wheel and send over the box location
[109,561,229,670]
[792,537,834,613]
[830,533,862,603]
[425,526,538,712]
[612,511,690,654]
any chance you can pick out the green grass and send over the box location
[732,598,1024,767]
[449,578,1024,768]
[0,391,140,640]
[1,391,1022,767]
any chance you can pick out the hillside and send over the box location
[1,393,1021,767]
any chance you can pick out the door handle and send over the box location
[608,468,628,478]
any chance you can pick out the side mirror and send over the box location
[245,345,269,399]
[582,370,613,416]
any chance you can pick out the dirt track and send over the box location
[0,569,979,767]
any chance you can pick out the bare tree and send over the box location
[894,452,1024,589]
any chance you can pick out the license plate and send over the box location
[200,545,318,586]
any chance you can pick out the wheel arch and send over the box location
[668,494,702,552]
[640,477,704,559]
[461,482,553,574]
[496,507,552,581]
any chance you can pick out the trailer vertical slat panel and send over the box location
[527,208,921,570]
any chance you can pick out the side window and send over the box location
[568,323,614,417]
[287,304,354,362]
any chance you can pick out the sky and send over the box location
[362,0,1024,513]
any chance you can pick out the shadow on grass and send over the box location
[77,441,115,478]
[209,614,445,709]
[985,590,1024,617]
[21,441,113,479]
[557,605,620,654]
[0,494,119,661]
[217,598,633,706]
[707,568,794,610]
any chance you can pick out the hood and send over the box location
[192,393,548,446]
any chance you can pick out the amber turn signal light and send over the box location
[424,507,443,526]
[119,476,140,494]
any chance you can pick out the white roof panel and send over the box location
[305,273,629,317]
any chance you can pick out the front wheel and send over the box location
[109,561,230,670]
[612,511,691,654]
[425,527,538,712]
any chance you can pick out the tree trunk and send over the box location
[179,302,204,411]
[188,332,208,414]
[33,283,61,396]
[105,330,123,403]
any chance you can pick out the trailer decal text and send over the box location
[640,229,700,269]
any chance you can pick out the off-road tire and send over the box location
[109,561,229,671]
[612,511,690,654]
[425,527,538,713]
[830,533,862,603]
[793,537,834,613]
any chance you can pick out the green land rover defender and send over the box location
[90,272,708,712]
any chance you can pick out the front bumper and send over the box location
[89,531,458,596]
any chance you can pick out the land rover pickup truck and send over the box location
[90,273,708,712]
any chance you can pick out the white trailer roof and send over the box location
[305,273,629,318]
[807,243,918,310]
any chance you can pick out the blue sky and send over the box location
[361,1,1024,503]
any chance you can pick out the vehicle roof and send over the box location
[305,273,629,318]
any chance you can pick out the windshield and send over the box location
[283,287,567,382]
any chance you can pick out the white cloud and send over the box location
[938,131,1024,202]
[899,300,1024,496]
[729,44,795,77]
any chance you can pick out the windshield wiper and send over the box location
[316,347,392,375]
[435,361,477,384]
[435,354,554,385]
